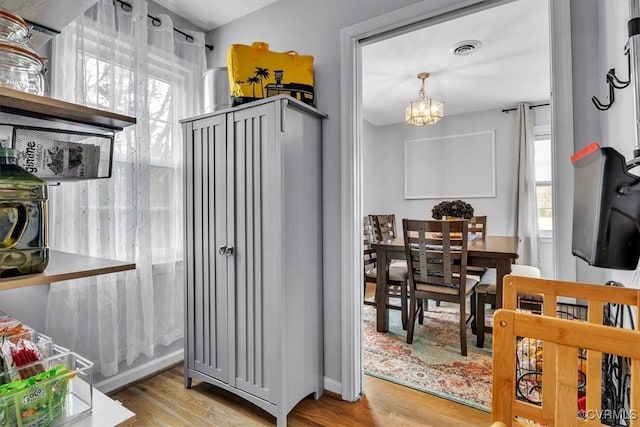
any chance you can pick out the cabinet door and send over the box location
[229,102,279,402]
[185,114,229,383]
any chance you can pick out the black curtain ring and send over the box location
[116,0,133,12]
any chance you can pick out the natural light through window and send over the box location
[534,127,552,232]
[81,52,182,263]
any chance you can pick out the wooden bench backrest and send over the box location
[492,275,640,427]
[492,308,640,427]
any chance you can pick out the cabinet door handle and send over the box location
[218,246,234,256]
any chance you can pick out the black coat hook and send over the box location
[592,71,618,111]
[591,46,631,111]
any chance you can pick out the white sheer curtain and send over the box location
[45,0,205,376]
[515,103,539,266]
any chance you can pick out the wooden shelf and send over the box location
[0,87,136,131]
[0,250,136,291]
[68,388,136,427]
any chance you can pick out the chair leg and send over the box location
[418,299,425,325]
[459,300,468,357]
[470,292,477,334]
[401,282,408,330]
[476,292,486,348]
[406,294,417,344]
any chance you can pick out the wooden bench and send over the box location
[490,275,640,426]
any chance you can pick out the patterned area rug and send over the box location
[363,301,493,412]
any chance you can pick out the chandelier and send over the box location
[405,72,444,125]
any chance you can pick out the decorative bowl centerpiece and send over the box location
[431,200,474,238]
[431,200,475,220]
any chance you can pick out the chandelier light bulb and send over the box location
[405,72,443,125]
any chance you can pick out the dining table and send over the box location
[372,235,519,333]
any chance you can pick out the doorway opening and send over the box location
[340,0,574,403]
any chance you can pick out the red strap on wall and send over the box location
[571,142,601,163]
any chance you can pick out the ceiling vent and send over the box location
[451,40,482,56]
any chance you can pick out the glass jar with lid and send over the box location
[0,41,45,95]
[0,9,29,46]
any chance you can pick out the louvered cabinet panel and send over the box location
[231,104,278,401]
[184,114,229,383]
[182,96,325,427]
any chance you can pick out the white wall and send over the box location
[596,0,640,288]
[363,105,553,277]
[364,109,518,233]
[571,0,640,287]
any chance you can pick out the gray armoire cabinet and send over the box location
[181,95,325,427]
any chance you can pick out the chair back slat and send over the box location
[468,215,487,238]
[403,218,468,291]
[363,216,377,270]
[371,214,397,241]
[363,216,377,246]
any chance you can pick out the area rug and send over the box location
[362,301,493,412]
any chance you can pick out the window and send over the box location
[534,126,552,232]
[80,43,187,263]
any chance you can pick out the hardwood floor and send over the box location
[109,363,491,426]
[110,284,490,426]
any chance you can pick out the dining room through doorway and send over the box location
[359,0,552,406]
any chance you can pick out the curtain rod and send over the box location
[115,0,214,51]
[501,102,550,113]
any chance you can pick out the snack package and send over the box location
[0,392,15,427]
[14,135,101,179]
[0,337,20,383]
[13,377,49,427]
[0,324,28,345]
[45,366,70,421]
[0,366,71,427]
[9,340,44,380]
[0,378,30,427]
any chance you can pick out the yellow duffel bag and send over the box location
[227,41,315,107]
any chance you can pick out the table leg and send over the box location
[494,259,513,309]
[376,247,389,332]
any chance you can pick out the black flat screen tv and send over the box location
[571,143,640,270]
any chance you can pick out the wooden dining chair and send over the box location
[370,214,398,241]
[468,215,487,238]
[467,215,488,278]
[363,216,408,329]
[472,264,541,348]
[402,218,478,356]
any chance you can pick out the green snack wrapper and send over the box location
[14,378,49,427]
[45,365,70,421]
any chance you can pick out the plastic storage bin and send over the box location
[0,345,93,426]
[2,328,54,360]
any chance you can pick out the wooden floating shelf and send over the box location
[0,87,136,131]
[0,250,136,291]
